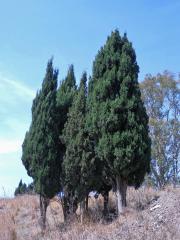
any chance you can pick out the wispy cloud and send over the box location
[0,139,22,154]
[0,72,34,196]
[0,73,35,100]
[0,73,34,153]
[0,73,33,132]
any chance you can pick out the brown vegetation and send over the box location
[0,186,180,240]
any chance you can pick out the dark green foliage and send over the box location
[88,30,151,190]
[22,58,60,199]
[57,65,77,126]
[56,65,77,164]
[14,180,34,196]
[86,76,113,197]
[62,72,95,205]
[26,182,34,193]
[21,30,151,220]
[14,179,26,196]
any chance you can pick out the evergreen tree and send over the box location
[88,30,151,215]
[14,179,23,196]
[22,59,60,228]
[56,64,77,219]
[56,64,77,161]
[14,180,32,196]
[62,72,96,220]
[26,182,35,193]
[57,64,76,117]
[87,75,113,217]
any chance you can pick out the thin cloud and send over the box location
[0,139,22,154]
[0,74,35,99]
[0,73,34,196]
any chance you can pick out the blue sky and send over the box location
[0,0,180,196]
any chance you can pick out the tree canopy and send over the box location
[22,59,60,227]
[20,30,157,225]
[88,30,151,214]
[62,73,91,211]
[140,71,180,188]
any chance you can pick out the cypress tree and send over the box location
[56,64,77,219]
[14,179,23,196]
[22,59,60,228]
[88,30,151,215]
[15,179,30,196]
[62,72,95,220]
[57,64,76,115]
[56,64,77,160]
[87,76,113,216]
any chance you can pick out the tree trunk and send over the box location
[39,195,49,229]
[72,198,78,214]
[62,195,78,222]
[63,192,71,221]
[116,176,127,215]
[85,195,88,211]
[102,190,109,217]
[61,196,68,222]
[80,200,85,224]
[172,158,178,188]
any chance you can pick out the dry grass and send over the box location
[0,186,179,240]
[0,195,40,240]
[0,205,17,240]
[127,186,159,210]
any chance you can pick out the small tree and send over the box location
[14,180,34,196]
[88,30,151,215]
[14,179,23,196]
[22,59,60,228]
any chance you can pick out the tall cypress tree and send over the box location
[87,76,112,216]
[22,59,60,227]
[62,72,96,219]
[57,64,76,114]
[88,30,151,215]
[56,64,77,160]
[56,65,77,219]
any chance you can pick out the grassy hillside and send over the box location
[0,186,180,240]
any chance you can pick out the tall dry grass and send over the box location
[0,200,17,240]
[0,195,39,240]
[1,186,178,240]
